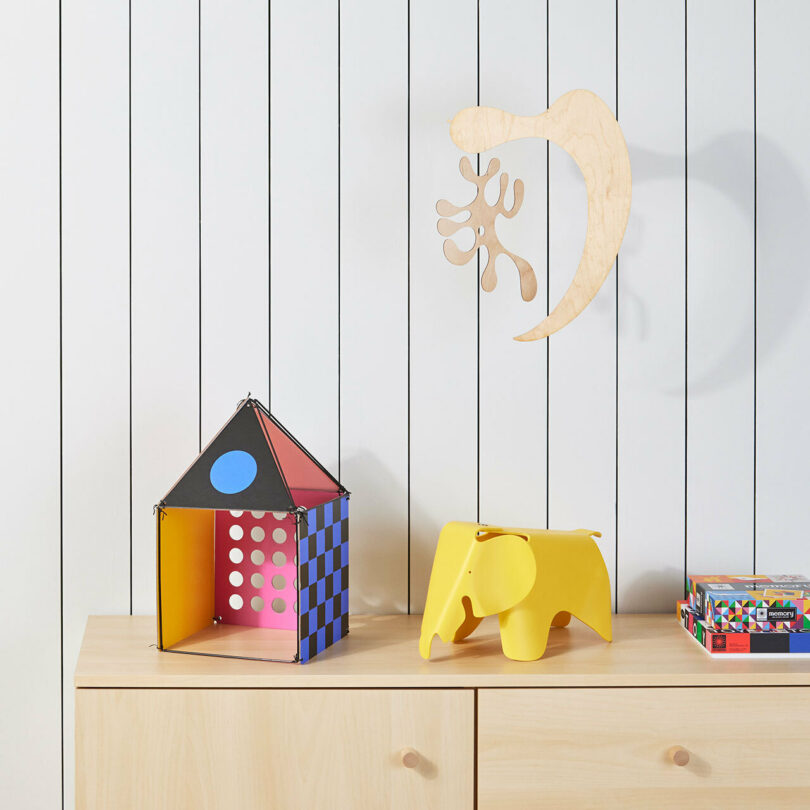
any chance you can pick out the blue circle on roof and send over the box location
[209,450,257,494]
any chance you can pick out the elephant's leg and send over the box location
[582,602,612,642]
[498,604,554,661]
[551,610,571,627]
[572,591,613,642]
[452,596,484,643]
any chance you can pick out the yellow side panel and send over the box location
[158,508,216,649]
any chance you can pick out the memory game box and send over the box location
[687,575,810,632]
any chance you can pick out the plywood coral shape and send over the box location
[436,157,537,302]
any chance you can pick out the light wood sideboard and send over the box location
[75,614,810,809]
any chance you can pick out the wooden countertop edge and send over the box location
[74,673,810,688]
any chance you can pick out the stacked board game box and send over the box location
[678,600,810,655]
[686,574,810,631]
[679,573,810,656]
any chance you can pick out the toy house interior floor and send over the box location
[167,623,298,662]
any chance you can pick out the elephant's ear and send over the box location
[470,533,536,616]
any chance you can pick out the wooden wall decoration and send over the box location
[437,156,537,302]
[441,89,632,341]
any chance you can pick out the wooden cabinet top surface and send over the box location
[75,613,810,688]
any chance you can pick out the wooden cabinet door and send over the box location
[479,687,810,809]
[76,688,473,810]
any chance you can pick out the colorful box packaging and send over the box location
[677,601,810,655]
[687,575,774,611]
[686,574,810,631]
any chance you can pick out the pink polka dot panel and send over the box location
[214,509,298,630]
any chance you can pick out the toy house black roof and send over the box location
[160,397,344,512]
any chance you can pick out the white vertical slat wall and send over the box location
[270,1,339,472]
[0,4,61,809]
[200,0,269,440]
[340,0,409,612]
[408,0,478,610]
[616,0,685,611]
[131,1,200,617]
[478,1,548,534]
[547,0,618,607]
[62,3,130,807]
[756,1,810,575]
[686,0,755,575]
[6,2,810,805]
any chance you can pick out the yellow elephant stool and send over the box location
[419,522,612,661]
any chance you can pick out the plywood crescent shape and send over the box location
[449,89,632,341]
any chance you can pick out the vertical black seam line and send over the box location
[128,0,133,616]
[683,0,688,595]
[337,0,341,481]
[268,1,272,409]
[545,0,550,531]
[752,0,757,574]
[473,689,478,810]
[476,0,480,525]
[614,0,619,614]
[406,0,411,614]
[197,0,202,453]
[58,0,64,803]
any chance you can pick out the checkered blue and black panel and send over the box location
[297,494,349,663]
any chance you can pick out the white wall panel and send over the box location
[0,3,61,808]
[686,1,755,575]
[62,2,130,806]
[409,0,478,611]
[617,1,685,611]
[131,2,200,612]
[270,2,339,472]
[756,2,810,574]
[478,1,548,531]
[547,0,617,605]
[340,0,408,612]
[200,1,269,441]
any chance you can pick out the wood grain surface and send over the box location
[76,613,810,689]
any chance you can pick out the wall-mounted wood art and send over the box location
[437,157,537,302]
[439,89,632,341]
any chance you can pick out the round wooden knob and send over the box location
[668,745,690,767]
[400,747,420,769]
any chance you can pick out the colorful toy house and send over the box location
[156,397,349,663]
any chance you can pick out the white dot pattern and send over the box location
[215,509,298,630]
